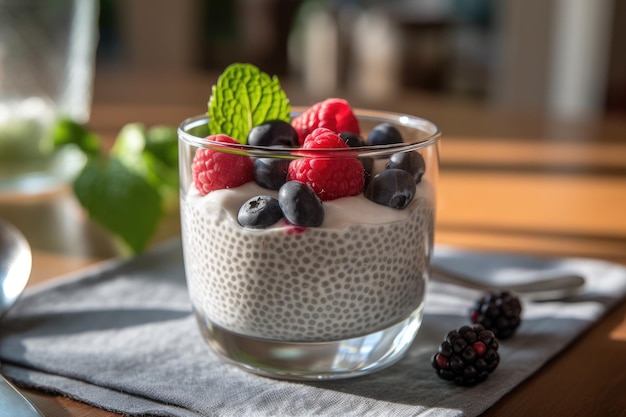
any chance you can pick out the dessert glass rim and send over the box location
[177,108,441,159]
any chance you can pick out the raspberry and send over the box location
[431,324,500,386]
[470,290,522,340]
[287,128,364,201]
[291,98,360,145]
[192,134,253,195]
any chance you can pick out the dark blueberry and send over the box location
[339,131,365,147]
[237,196,283,228]
[253,158,290,190]
[364,169,416,210]
[367,123,403,146]
[359,157,374,187]
[247,120,299,147]
[386,151,426,183]
[278,181,324,227]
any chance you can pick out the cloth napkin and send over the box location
[1,240,626,417]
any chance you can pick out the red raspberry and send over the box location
[192,134,253,195]
[291,98,360,145]
[288,128,364,201]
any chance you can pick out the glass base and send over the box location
[195,304,424,380]
[0,147,84,196]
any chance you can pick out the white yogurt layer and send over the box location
[181,180,435,342]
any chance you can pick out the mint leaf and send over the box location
[208,63,291,143]
[73,157,163,254]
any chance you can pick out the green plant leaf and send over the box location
[146,125,179,169]
[208,62,291,143]
[49,119,178,254]
[50,118,101,156]
[73,156,163,254]
[111,123,179,202]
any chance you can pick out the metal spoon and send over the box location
[0,219,45,416]
[430,264,586,301]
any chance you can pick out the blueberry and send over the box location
[367,123,403,146]
[238,195,283,228]
[253,158,290,190]
[278,181,324,227]
[247,120,299,147]
[365,169,416,209]
[339,131,365,147]
[386,151,426,183]
[359,157,374,187]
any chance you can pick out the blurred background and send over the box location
[2,0,625,271]
[93,0,625,120]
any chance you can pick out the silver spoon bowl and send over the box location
[0,219,44,417]
[0,219,32,318]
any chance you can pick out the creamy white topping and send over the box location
[185,178,434,229]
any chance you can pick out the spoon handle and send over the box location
[0,374,45,417]
[430,265,586,301]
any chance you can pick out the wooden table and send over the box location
[1,69,626,416]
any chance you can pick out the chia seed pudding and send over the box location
[181,180,435,342]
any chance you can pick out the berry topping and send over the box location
[253,158,290,190]
[247,120,299,147]
[386,151,426,183]
[360,157,374,188]
[288,128,364,201]
[339,131,365,147]
[237,195,283,228]
[470,291,522,340]
[432,324,500,386]
[368,123,403,146]
[291,98,360,145]
[278,181,324,227]
[364,168,416,209]
[192,135,253,195]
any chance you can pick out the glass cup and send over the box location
[178,109,440,380]
[0,0,99,195]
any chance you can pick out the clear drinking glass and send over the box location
[178,109,440,380]
[0,0,99,194]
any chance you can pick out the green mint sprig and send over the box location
[51,119,178,254]
[208,63,291,142]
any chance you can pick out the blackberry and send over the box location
[470,290,522,340]
[431,324,500,386]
